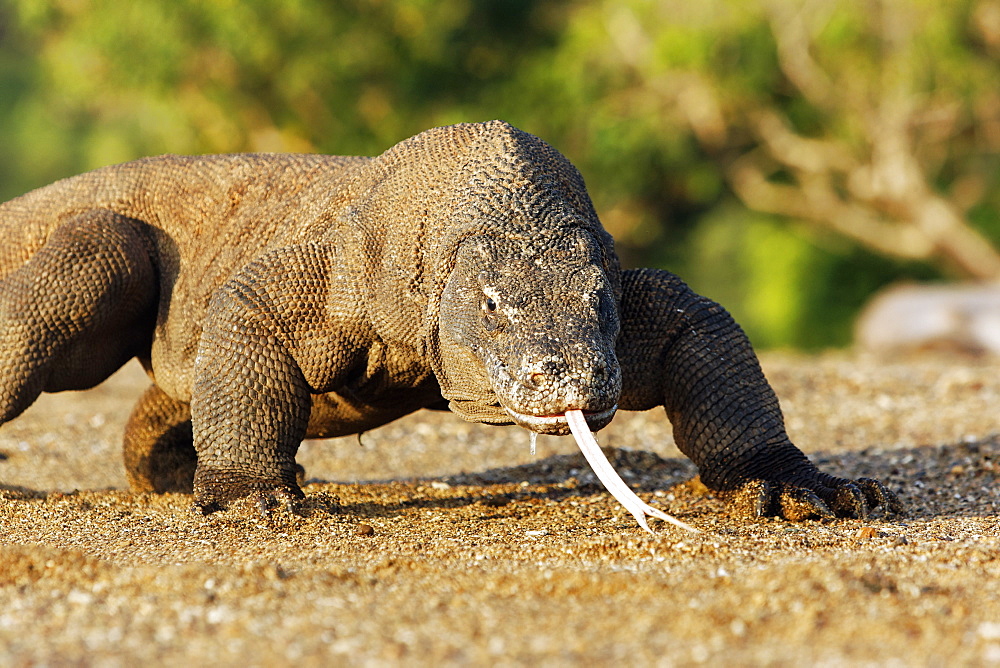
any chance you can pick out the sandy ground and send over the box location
[1,352,999,667]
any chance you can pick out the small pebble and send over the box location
[854,527,879,541]
[355,524,375,537]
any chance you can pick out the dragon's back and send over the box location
[0,153,368,276]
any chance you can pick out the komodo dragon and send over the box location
[0,121,900,525]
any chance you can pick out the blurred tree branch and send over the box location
[715,0,1000,279]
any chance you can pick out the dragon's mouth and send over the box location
[504,404,617,431]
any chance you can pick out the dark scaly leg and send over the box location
[123,384,196,493]
[190,244,361,512]
[124,382,309,496]
[616,268,903,520]
[191,301,310,510]
[0,211,156,423]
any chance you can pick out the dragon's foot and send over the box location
[193,465,306,515]
[722,475,904,521]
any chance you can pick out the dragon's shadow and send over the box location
[312,435,1000,520]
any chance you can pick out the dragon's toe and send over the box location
[828,481,869,519]
[256,487,303,516]
[856,477,905,516]
[777,484,837,521]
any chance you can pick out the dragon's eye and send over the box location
[482,296,498,314]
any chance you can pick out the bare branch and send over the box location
[728,154,935,260]
[732,106,1000,279]
[767,1,839,109]
[752,108,855,174]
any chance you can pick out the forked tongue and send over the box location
[564,409,699,534]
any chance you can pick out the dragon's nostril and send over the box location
[529,371,546,388]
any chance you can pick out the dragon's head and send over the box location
[437,229,621,435]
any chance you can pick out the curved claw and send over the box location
[857,477,906,516]
[746,479,772,518]
[257,487,302,516]
[778,486,836,521]
[829,482,869,519]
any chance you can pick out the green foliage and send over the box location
[0,0,996,348]
[684,207,939,349]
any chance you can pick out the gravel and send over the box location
[1,353,999,666]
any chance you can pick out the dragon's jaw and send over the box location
[503,404,617,433]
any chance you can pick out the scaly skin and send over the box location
[0,121,902,520]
